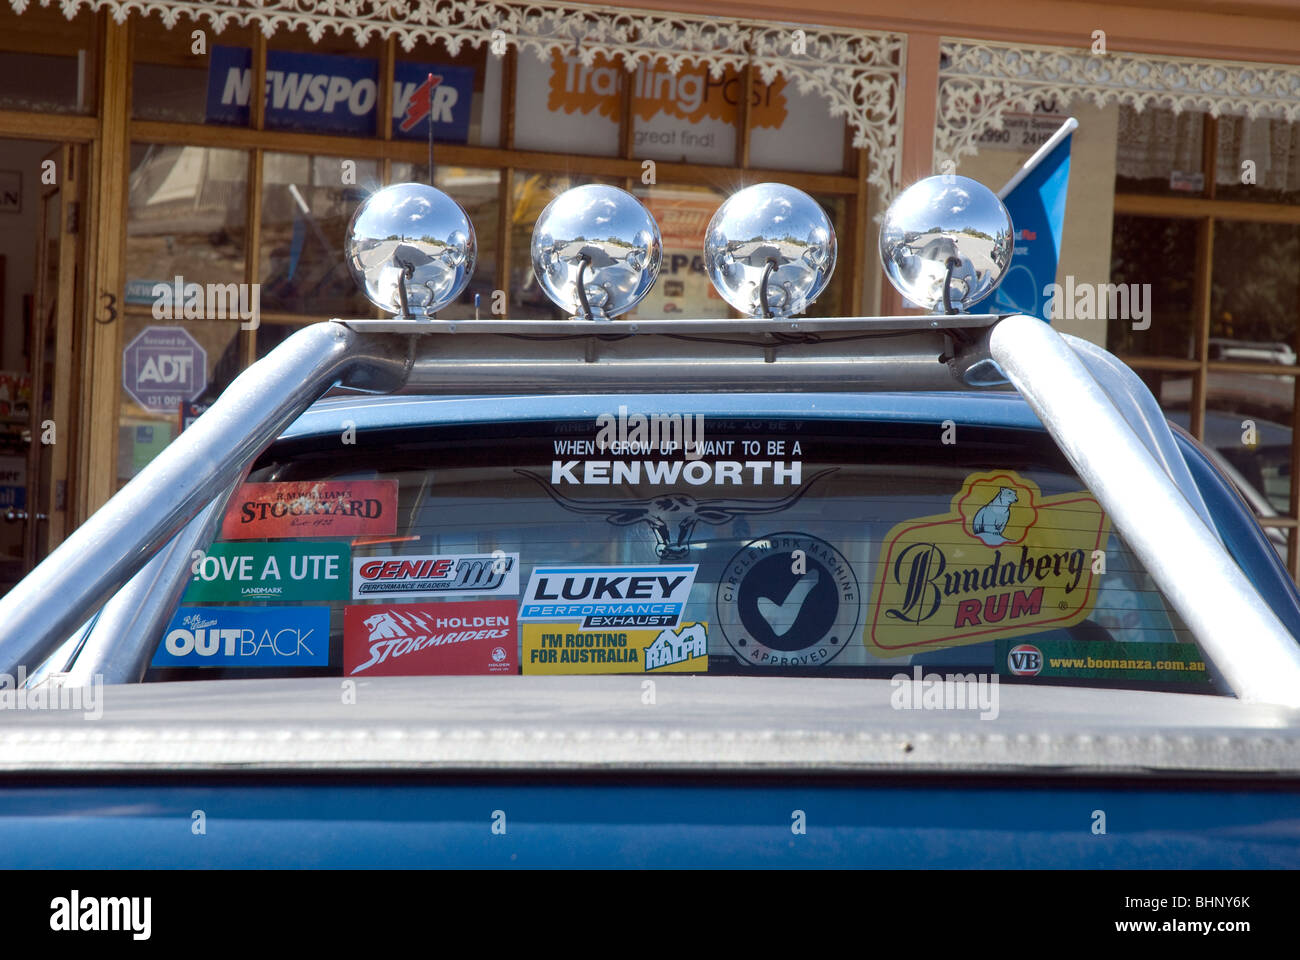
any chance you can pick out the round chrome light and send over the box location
[345,182,476,317]
[530,184,662,320]
[703,183,836,319]
[878,175,1013,312]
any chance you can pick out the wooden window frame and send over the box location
[1113,114,1300,579]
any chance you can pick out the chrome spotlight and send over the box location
[879,175,1013,313]
[531,184,662,321]
[345,181,476,317]
[703,183,836,319]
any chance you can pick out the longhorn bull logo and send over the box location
[515,468,836,560]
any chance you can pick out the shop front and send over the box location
[0,0,1298,586]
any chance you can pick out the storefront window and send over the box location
[0,4,96,115]
[629,183,729,319]
[1107,214,1198,358]
[259,152,377,317]
[132,18,255,125]
[513,52,620,157]
[117,315,242,488]
[1210,220,1300,352]
[1214,116,1300,205]
[1115,105,1208,197]
[396,38,499,148]
[125,144,248,306]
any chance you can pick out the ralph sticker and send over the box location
[519,564,697,628]
[865,471,1111,656]
[219,480,398,540]
[184,541,349,602]
[522,622,708,674]
[343,600,517,676]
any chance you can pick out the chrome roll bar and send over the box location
[987,314,1300,706]
[2,313,1298,705]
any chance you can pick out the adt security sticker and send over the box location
[153,606,331,667]
[519,565,697,629]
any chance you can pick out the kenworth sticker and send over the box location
[184,542,349,602]
[995,638,1208,684]
[517,468,833,560]
[219,480,397,540]
[523,622,708,674]
[352,552,519,599]
[716,532,860,667]
[865,470,1111,656]
[519,565,697,628]
[152,606,330,667]
[343,600,516,676]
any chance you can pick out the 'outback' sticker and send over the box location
[865,470,1111,656]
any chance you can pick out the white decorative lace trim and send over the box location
[11,0,904,194]
[938,38,1300,171]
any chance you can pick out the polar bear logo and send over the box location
[971,487,1018,546]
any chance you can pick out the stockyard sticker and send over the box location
[183,542,349,602]
[219,480,398,540]
[344,600,516,677]
[866,471,1111,656]
[995,638,1209,684]
[716,532,860,667]
[519,564,697,629]
[523,622,708,674]
[352,552,519,600]
[153,606,330,667]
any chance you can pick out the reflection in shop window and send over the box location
[126,145,248,307]
[0,4,96,115]
[1107,215,1197,358]
[132,17,255,125]
[259,153,378,317]
[1210,220,1300,353]
[1215,116,1300,204]
[1115,105,1207,197]
[629,184,729,320]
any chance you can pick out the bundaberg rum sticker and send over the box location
[865,471,1111,656]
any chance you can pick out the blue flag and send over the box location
[977,117,1076,321]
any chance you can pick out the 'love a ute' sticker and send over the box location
[865,470,1111,656]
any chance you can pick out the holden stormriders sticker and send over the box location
[522,622,708,674]
[716,532,860,667]
[995,638,1208,684]
[184,542,349,602]
[520,564,697,629]
[153,606,330,667]
[866,470,1111,656]
[344,600,516,676]
[219,480,397,540]
[352,552,519,599]
[516,469,833,560]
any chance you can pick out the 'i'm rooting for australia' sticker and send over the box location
[519,565,698,629]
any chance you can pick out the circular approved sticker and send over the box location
[716,531,860,667]
[1006,643,1043,676]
